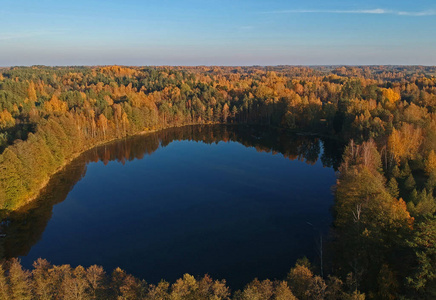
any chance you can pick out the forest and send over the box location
[1,65,436,299]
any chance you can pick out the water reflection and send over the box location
[0,125,344,277]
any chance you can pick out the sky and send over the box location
[0,0,435,66]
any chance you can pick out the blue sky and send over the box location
[1,0,435,66]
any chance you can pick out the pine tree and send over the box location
[404,174,416,191]
[387,178,400,198]
[401,162,412,179]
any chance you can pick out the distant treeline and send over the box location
[1,65,436,298]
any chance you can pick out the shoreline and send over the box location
[12,122,207,213]
[9,122,334,213]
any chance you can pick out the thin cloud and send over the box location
[264,8,436,16]
[397,10,436,16]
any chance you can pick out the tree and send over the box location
[146,280,170,299]
[97,114,108,139]
[0,109,15,130]
[222,103,229,123]
[43,95,68,114]
[8,259,32,300]
[86,265,105,299]
[377,264,398,300]
[408,189,436,217]
[406,216,436,294]
[27,81,37,102]
[388,124,422,163]
[287,263,313,300]
[62,265,90,300]
[196,275,230,300]
[0,263,10,300]
[307,276,327,300]
[404,174,416,191]
[170,274,198,300]
[32,258,55,300]
[238,279,295,300]
[425,150,436,175]
[231,105,238,120]
[239,279,274,300]
[382,88,401,104]
[387,178,399,198]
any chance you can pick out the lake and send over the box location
[0,125,342,289]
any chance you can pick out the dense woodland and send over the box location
[1,65,436,299]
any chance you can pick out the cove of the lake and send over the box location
[0,125,343,289]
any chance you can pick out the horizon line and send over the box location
[1,64,436,68]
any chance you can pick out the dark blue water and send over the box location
[2,125,340,288]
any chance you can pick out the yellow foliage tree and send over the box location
[103,95,114,106]
[382,88,401,103]
[0,109,15,129]
[97,114,108,139]
[388,124,422,163]
[222,103,229,122]
[43,95,68,113]
[27,81,37,102]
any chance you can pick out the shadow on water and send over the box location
[0,124,344,287]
